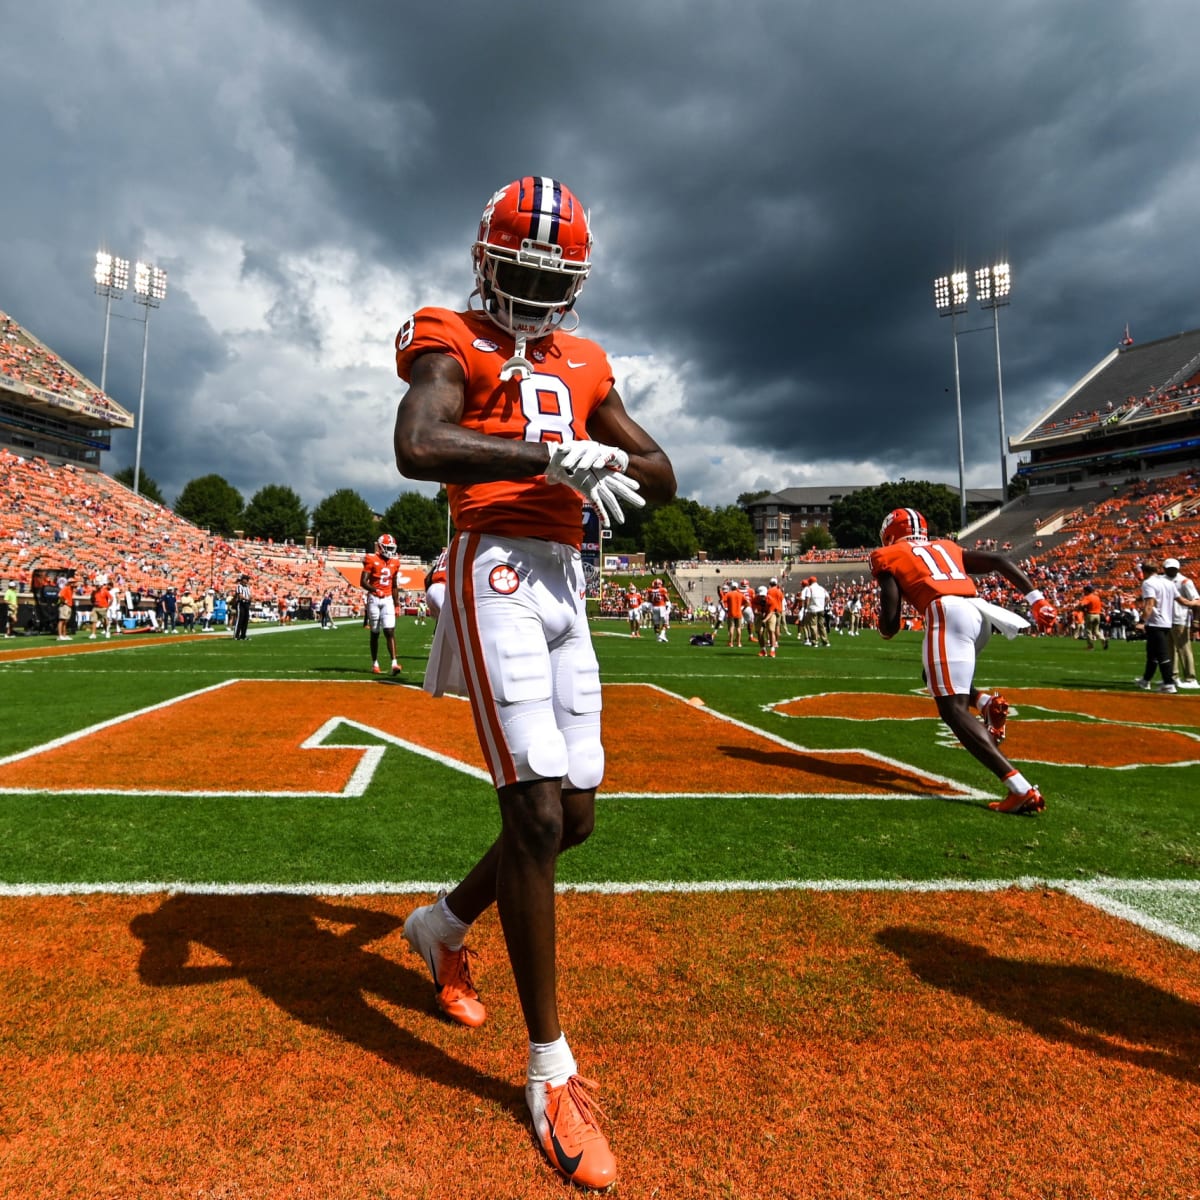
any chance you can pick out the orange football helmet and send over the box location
[472,176,592,339]
[376,533,398,559]
[880,508,928,546]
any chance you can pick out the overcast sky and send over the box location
[4,0,1199,513]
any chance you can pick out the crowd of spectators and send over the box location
[1027,380,1200,442]
[0,450,364,625]
[1014,469,1200,634]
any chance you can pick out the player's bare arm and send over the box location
[585,386,677,506]
[961,549,1036,595]
[877,572,902,638]
[394,352,558,484]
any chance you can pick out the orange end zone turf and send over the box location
[0,889,1197,1198]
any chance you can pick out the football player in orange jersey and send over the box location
[360,533,402,675]
[870,507,1056,815]
[625,584,643,637]
[646,577,670,642]
[721,582,745,646]
[393,176,675,1190]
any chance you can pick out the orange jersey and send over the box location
[361,553,397,599]
[424,547,449,592]
[1078,593,1103,616]
[626,590,642,608]
[869,537,978,614]
[722,589,744,619]
[766,584,786,614]
[92,586,111,609]
[395,307,615,548]
[647,585,669,609]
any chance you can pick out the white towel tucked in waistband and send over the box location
[967,596,1030,640]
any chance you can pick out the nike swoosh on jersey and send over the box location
[567,359,587,368]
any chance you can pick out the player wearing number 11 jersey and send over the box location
[870,507,1057,816]
[393,176,676,1190]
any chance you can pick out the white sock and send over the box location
[431,895,469,950]
[976,692,993,713]
[528,1033,576,1089]
[1004,770,1032,795]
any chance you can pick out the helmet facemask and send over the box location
[474,243,589,340]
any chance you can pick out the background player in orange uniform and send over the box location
[359,533,401,675]
[392,176,675,1190]
[721,582,744,646]
[626,584,643,637]
[869,507,1057,815]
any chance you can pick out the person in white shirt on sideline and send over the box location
[1163,557,1200,688]
[1135,560,1199,693]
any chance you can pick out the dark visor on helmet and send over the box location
[492,261,576,305]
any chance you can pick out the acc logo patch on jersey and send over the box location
[471,337,500,353]
[488,565,520,594]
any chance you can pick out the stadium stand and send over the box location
[1,309,133,469]
[1010,327,1200,489]
[0,450,379,629]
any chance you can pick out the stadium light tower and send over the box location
[933,270,970,529]
[975,261,1012,497]
[131,261,168,499]
[93,251,129,394]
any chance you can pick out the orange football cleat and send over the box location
[528,1075,616,1190]
[402,902,486,1028]
[989,786,1045,815]
[981,693,1009,743]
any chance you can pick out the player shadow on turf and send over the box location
[129,893,524,1114]
[877,927,1200,1086]
[715,744,961,795]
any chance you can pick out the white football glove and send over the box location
[547,441,630,475]
[545,441,643,526]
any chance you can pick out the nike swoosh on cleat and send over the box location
[550,1130,583,1176]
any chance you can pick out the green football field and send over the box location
[1,617,1197,947]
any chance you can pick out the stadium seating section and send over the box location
[0,449,372,617]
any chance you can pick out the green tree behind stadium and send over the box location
[242,484,309,543]
[829,481,960,547]
[699,505,756,559]
[383,491,444,560]
[643,502,699,561]
[174,474,243,536]
[311,488,377,552]
[114,466,165,506]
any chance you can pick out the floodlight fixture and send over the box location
[133,261,168,307]
[94,251,129,297]
[933,271,969,316]
[975,261,1011,309]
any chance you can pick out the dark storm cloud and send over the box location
[3,0,1199,508]
[241,0,1200,474]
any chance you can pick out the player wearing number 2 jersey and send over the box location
[870,507,1056,816]
[393,176,675,1190]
